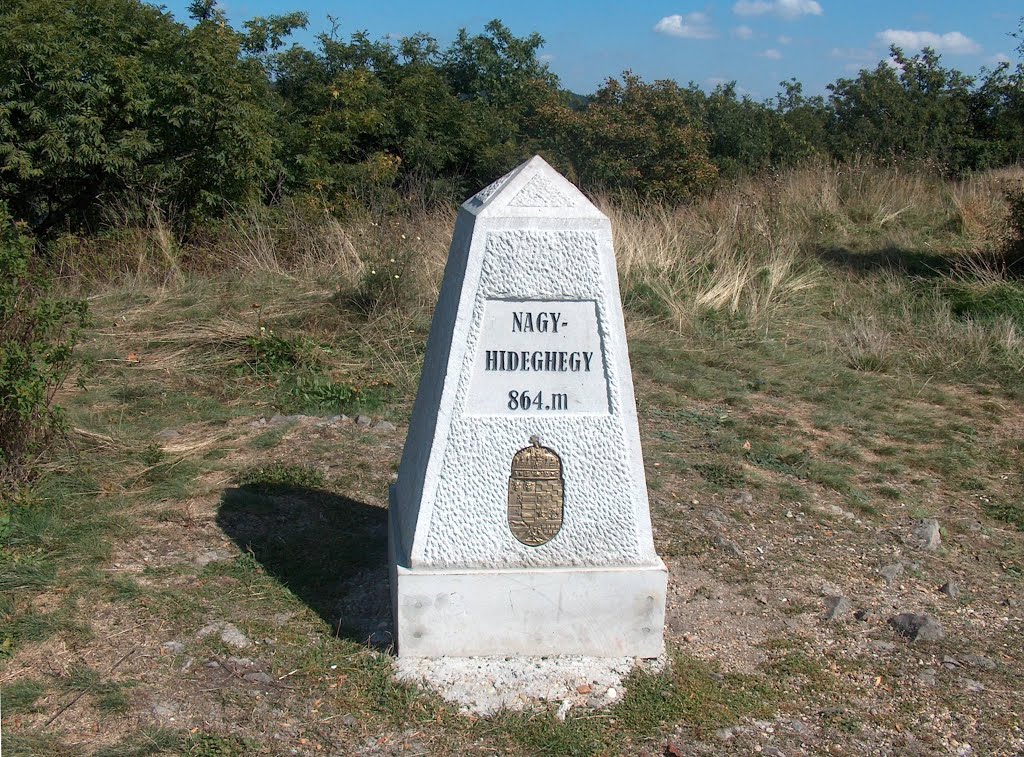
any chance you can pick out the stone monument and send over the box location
[389,155,666,658]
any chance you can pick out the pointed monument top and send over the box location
[462,155,605,219]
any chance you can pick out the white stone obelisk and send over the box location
[389,156,666,657]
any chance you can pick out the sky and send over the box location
[156,0,1021,100]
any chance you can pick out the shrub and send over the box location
[0,204,88,493]
[0,0,290,235]
[1004,185,1024,272]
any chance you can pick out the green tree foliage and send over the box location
[0,204,87,493]
[827,47,983,173]
[0,0,297,234]
[971,19,1024,167]
[272,19,562,211]
[699,80,829,179]
[543,72,718,202]
[2,1,1023,232]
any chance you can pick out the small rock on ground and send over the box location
[355,414,373,427]
[963,654,997,670]
[888,612,945,642]
[373,420,397,433]
[940,579,961,599]
[269,414,306,426]
[243,671,274,684]
[151,702,177,720]
[916,518,942,550]
[196,621,251,649]
[879,562,904,585]
[823,595,852,621]
[713,534,743,557]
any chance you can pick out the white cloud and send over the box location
[733,0,823,19]
[654,12,717,40]
[539,53,555,63]
[732,25,754,40]
[777,35,792,44]
[875,29,981,55]
[707,76,729,87]
[986,52,1011,66]
[759,48,783,60]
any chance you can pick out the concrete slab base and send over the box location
[390,513,667,658]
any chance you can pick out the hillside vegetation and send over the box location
[2,1,1024,754]
[3,161,1024,754]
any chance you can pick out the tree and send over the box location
[0,203,87,493]
[0,0,292,234]
[272,20,563,209]
[542,72,717,201]
[827,46,981,173]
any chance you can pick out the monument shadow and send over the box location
[217,485,393,649]
[815,243,963,278]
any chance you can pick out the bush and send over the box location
[0,204,88,494]
[0,0,288,235]
[1004,185,1024,272]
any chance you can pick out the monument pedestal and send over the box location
[388,156,668,659]
[389,504,666,657]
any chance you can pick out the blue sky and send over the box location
[157,0,1021,100]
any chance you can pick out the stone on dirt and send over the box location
[879,562,903,585]
[355,414,373,427]
[915,518,942,550]
[196,621,252,649]
[269,413,305,426]
[713,534,743,557]
[823,595,852,621]
[939,579,960,599]
[888,612,945,642]
[963,654,997,670]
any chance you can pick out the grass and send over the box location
[236,461,327,491]
[2,162,1024,753]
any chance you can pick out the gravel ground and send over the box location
[394,654,664,716]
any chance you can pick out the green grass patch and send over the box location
[985,498,1024,530]
[185,732,255,757]
[694,462,745,489]
[2,678,48,713]
[237,461,327,491]
[941,280,1024,325]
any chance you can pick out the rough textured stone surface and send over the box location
[879,563,904,585]
[889,613,945,642]
[940,579,960,599]
[713,534,743,557]
[916,518,942,550]
[393,157,657,571]
[824,595,852,621]
[196,621,251,649]
[963,654,997,670]
[389,156,665,657]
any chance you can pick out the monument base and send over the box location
[389,509,667,658]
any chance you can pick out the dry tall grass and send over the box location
[58,162,1024,391]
